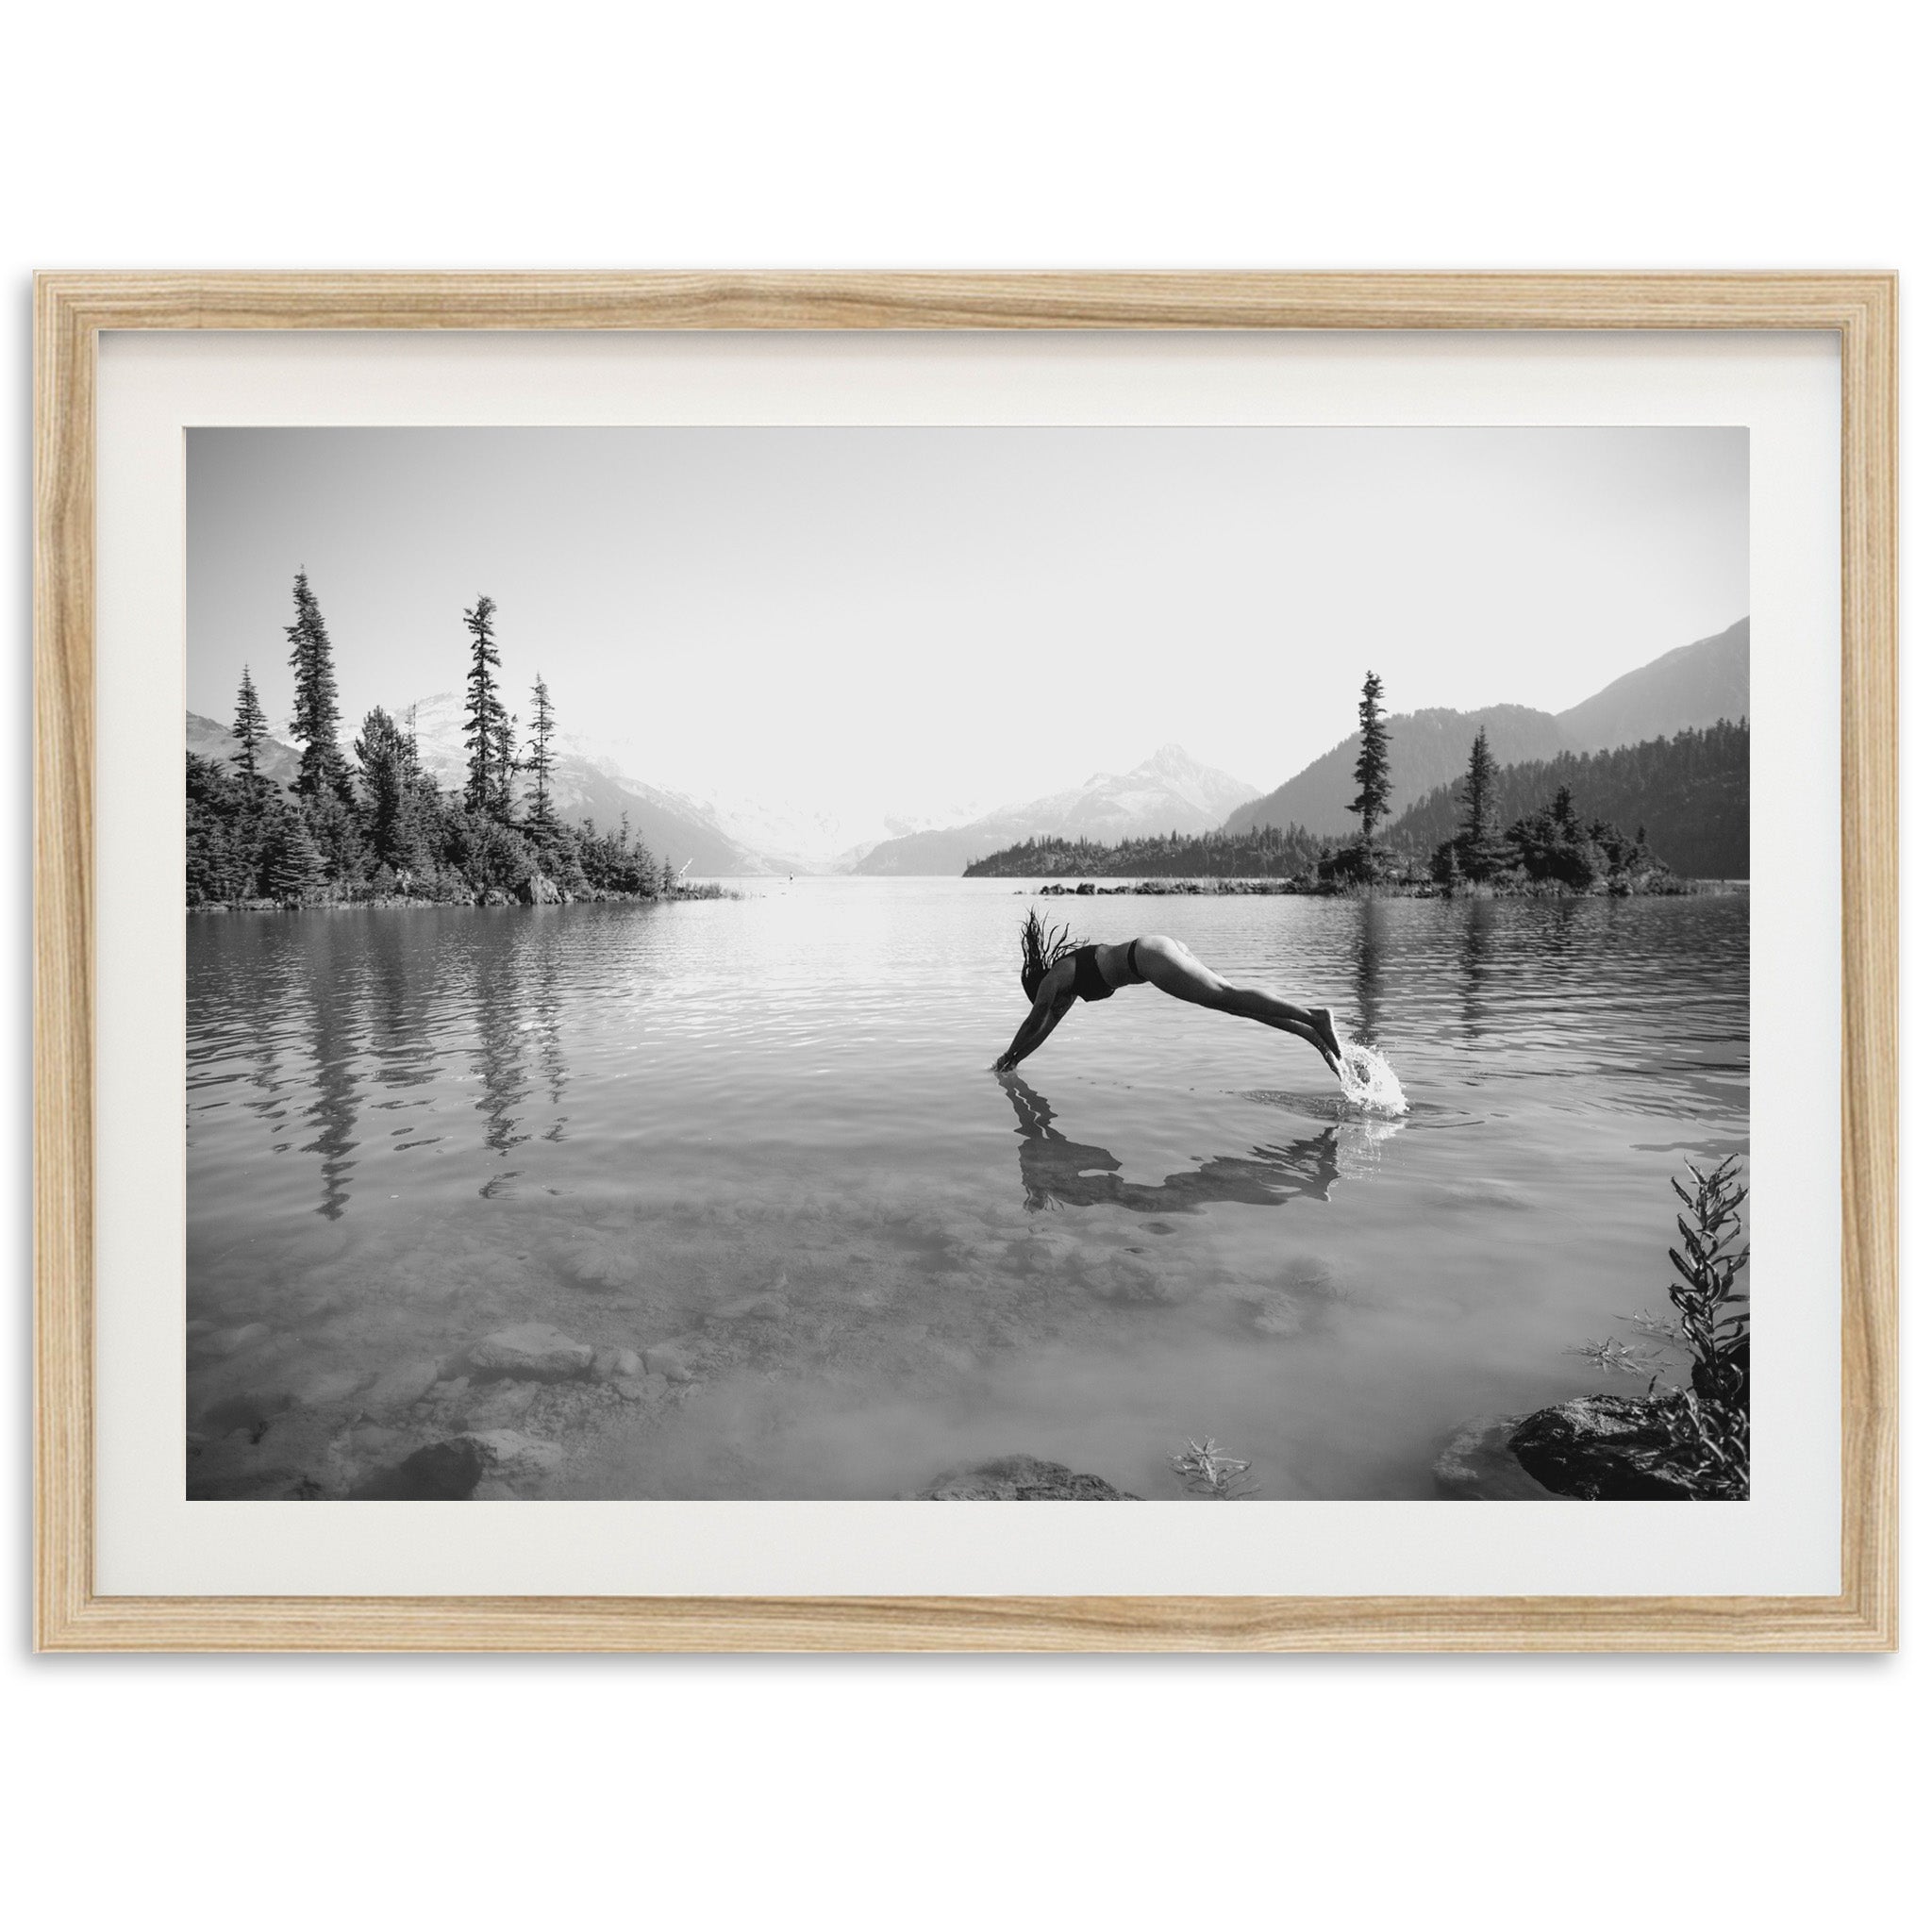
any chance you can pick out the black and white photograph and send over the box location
[11,0,1924,1913]
[182,425,1752,1507]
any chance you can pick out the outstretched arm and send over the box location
[993,982,1074,1072]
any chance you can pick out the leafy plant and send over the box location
[1538,1159,1750,1502]
[1621,1307,1680,1344]
[1565,1337,1667,1377]
[1649,1382,1749,1501]
[1171,1438,1258,1500]
[1667,1157,1750,1410]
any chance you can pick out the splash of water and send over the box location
[1337,1038,1409,1115]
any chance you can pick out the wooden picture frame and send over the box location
[34,273,1897,1652]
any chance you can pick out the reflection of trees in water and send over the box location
[1457,896,1496,1046]
[531,925,569,1141]
[295,921,361,1221]
[467,912,575,1167]
[1003,1077,1341,1214]
[232,920,295,1142]
[1524,893,1590,970]
[201,909,580,1221]
[1351,893,1388,1044]
[365,912,441,1101]
[471,921,533,1164]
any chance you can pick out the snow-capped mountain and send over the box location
[855,744,1260,875]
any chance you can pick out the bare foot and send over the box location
[1309,1008,1345,1077]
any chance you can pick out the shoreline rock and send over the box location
[1506,1396,1699,1501]
[1431,1415,1559,1501]
[1437,1398,1713,1501]
[348,1429,564,1500]
[915,1454,1140,1501]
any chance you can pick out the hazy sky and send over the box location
[188,425,1747,821]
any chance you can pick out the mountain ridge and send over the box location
[1224,618,1749,838]
[191,693,767,875]
[854,742,1259,877]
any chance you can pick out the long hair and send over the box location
[1018,907,1079,1002]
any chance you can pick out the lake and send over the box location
[185,879,1749,1500]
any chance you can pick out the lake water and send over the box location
[186,879,1749,1500]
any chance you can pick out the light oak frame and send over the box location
[33,273,1898,1651]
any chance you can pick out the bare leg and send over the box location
[1134,936,1344,1076]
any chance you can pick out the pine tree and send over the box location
[355,706,420,873]
[232,666,272,806]
[1459,727,1497,846]
[225,666,276,893]
[305,792,365,887]
[463,595,509,820]
[525,676,557,833]
[187,753,246,902]
[1454,725,1507,879]
[1351,670,1392,845]
[285,571,353,806]
[267,807,327,901]
[490,708,521,824]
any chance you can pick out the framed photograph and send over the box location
[35,274,1895,1651]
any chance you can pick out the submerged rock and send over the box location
[463,1380,538,1428]
[465,1429,565,1486]
[1507,1396,1699,1500]
[557,1230,643,1290]
[294,1367,372,1407]
[590,1345,644,1381]
[349,1429,564,1500]
[467,1323,595,1381]
[351,1436,490,1500]
[366,1357,441,1407]
[1432,1416,1559,1500]
[644,1343,695,1383]
[917,1454,1140,1501]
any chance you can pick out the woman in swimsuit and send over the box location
[992,909,1345,1078]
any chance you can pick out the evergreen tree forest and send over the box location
[964,824,1330,879]
[1390,719,1749,880]
[187,574,691,908]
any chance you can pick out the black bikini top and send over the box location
[1070,943,1116,1003]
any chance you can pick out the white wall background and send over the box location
[3,4,1920,1926]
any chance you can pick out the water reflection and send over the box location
[1458,896,1496,1046]
[532,931,569,1139]
[189,909,579,1220]
[472,926,533,1163]
[1351,894,1388,1044]
[298,928,359,1220]
[1002,1075,1341,1213]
